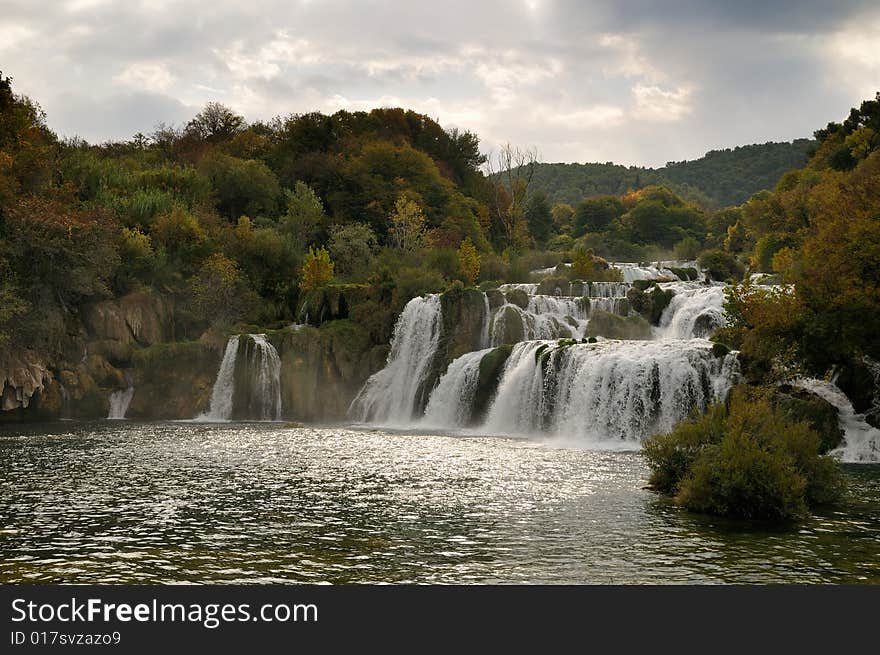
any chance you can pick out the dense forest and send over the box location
[525,139,814,208]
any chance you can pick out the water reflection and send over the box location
[0,422,878,583]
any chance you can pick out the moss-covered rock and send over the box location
[274,320,387,422]
[504,288,529,309]
[472,345,513,422]
[128,341,222,419]
[537,276,569,296]
[836,357,880,429]
[491,305,526,346]
[627,284,674,325]
[485,289,505,310]
[668,267,699,281]
[297,284,371,326]
[711,342,731,358]
[586,310,653,340]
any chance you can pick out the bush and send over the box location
[643,386,843,521]
[698,249,745,282]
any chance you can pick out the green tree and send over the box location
[200,152,280,219]
[328,223,378,279]
[189,253,257,328]
[524,190,554,244]
[186,102,246,143]
[281,181,326,249]
[573,196,623,236]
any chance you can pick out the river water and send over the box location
[1,422,878,584]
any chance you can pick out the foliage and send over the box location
[328,222,378,279]
[697,249,745,281]
[281,181,327,249]
[387,196,428,252]
[189,253,257,328]
[457,237,480,285]
[524,140,813,208]
[643,386,843,521]
[199,151,281,219]
[299,247,335,291]
[524,190,554,244]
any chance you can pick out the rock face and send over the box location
[82,289,170,346]
[836,357,880,429]
[128,341,222,420]
[273,321,388,421]
[0,350,52,414]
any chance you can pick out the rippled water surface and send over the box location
[1,422,878,583]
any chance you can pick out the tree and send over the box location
[299,247,334,291]
[570,249,595,279]
[190,253,256,328]
[573,196,623,236]
[524,190,553,244]
[281,181,327,249]
[186,102,246,143]
[457,237,480,285]
[388,196,427,252]
[328,223,378,278]
[199,152,281,219]
[486,143,539,248]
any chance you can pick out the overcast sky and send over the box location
[2,0,879,167]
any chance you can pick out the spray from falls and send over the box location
[657,283,727,340]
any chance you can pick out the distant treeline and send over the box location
[524,140,814,208]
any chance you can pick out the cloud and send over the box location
[1,1,878,166]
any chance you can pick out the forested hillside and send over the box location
[527,139,814,208]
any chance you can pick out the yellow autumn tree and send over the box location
[457,237,480,285]
[299,246,334,291]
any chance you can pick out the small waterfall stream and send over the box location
[198,334,282,421]
[198,335,240,421]
[107,386,135,419]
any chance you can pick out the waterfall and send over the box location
[197,334,282,421]
[794,379,880,463]
[245,334,282,421]
[657,283,727,340]
[349,294,443,424]
[351,274,741,445]
[481,339,739,444]
[422,349,492,428]
[107,386,134,419]
[198,335,240,421]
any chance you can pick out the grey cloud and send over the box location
[1,0,878,166]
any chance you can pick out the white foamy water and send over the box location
[795,378,880,463]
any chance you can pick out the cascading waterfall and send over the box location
[349,294,443,424]
[196,334,282,421]
[481,340,738,443]
[107,386,134,420]
[198,335,240,421]
[794,379,880,463]
[245,334,282,421]
[353,266,743,444]
[657,283,727,340]
[422,348,493,428]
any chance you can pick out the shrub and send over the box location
[698,249,745,282]
[643,386,843,521]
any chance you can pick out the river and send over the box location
[1,421,878,584]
